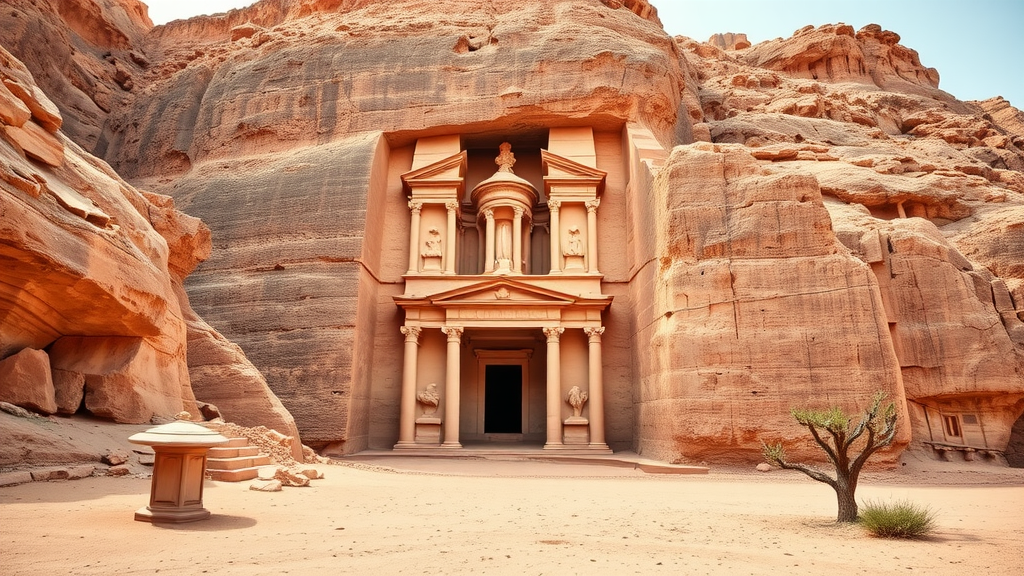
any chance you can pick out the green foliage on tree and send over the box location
[762,392,898,522]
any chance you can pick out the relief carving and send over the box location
[421,227,443,258]
[495,142,516,173]
[417,383,440,416]
[566,385,589,418]
[564,226,583,256]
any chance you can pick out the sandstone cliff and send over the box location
[668,22,1024,462]
[93,0,683,451]
[2,1,1022,465]
[0,0,153,149]
[0,40,301,457]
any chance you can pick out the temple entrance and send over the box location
[484,364,523,433]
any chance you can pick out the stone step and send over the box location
[208,466,262,482]
[223,437,249,448]
[207,445,260,459]
[207,454,272,471]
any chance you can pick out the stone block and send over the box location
[2,79,62,132]
[0,471,33,487]
[3,121,64,167]
[67,465,96,479]
[250,479,283,492]
[0,81,31,127]
[0,348,57,415]
[31,467,69,481]
[52,369,85,414]
[49,336,184,424]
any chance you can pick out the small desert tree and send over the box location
[762,392,898,522]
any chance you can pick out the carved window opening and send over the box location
[943,414,962,440]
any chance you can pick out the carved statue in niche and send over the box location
[495,141,516,173]
[417,383,440,416]
[495,220,513,273]
[564,226,583,256]
[422,227,443,257]
[566,385,588,418]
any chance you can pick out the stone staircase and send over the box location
[206,438,273,482]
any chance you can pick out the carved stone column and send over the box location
[524,223,534,275]
[441,326,464,448]
[483,209,495,274]
[543,326,564,448]
[406,201,422,275]
[445,201,458,275]
[548,200,561,275]
[512,207,524,274]
[586,199,600,274]
[395,326,421,447]
[585,326,607,448]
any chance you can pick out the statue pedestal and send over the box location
[494,258,512,275]
[563,254,585,271]
[562,416,589,445]
[422,255,442,272]
[415,416,442,444]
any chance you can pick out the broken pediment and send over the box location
[401,150,468,196]
[541,149,607,196]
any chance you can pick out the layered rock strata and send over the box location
[1,1,1022,464]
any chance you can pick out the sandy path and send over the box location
[1,460,1022,576]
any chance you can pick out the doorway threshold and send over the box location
[343,444,709,474]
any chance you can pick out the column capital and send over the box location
[542,326,565,342]
[441,326,464,342]
[547,199,561,211]
[445,201,460,212]
[513,206,524,218]
[482,208,494,221]
[400,325,422,342]
[584,326,605,342]
[408,200,423,214]
[586,199,601,213]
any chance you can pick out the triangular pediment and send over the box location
[430,278,578,305]
[401,151,468,192]
[541,149,607,181]
[395,278,612,309]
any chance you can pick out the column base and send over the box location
[440,442,462,449]
[135,506,211,524]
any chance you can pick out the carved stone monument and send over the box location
[415,382,442,444]
[563,385,590,444]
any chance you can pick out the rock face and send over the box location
[0,39,297,436]
[0,0,153,149]
[2,2,1023,464]
[92,0,684,450]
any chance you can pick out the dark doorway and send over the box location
[484,364,523,433]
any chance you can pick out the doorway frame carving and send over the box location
[474,349,533,439]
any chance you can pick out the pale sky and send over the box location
[143,0,1023,107]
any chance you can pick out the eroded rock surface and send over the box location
[1,1,1022,464]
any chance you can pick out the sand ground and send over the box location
[1,456,1022,576]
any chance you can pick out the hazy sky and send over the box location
[144,0,1023,107]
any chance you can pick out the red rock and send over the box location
[52,369,85,414]
[106,464,131,476]
[3,120,64,167]
[2,79,63,133]
[0,348,57,415]
[0,81,32,127]
[48,336,186,425]
[102,448,130,466]
[30,467,70,481]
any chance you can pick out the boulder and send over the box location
[52,369,85,414]
[0,348,57,414]
[48,337,185,424]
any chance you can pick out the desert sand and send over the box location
[2,456,1022,576]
